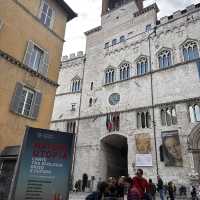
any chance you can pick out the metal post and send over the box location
[148,28,159,176]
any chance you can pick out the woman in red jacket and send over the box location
[128,169,150,200]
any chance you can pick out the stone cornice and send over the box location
[85,26,102,36]
[56,91,81,97]
[0,50,59,87]
[51,96,200,123]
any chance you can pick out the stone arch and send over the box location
[100,133,128,179]
[188,123,200,175]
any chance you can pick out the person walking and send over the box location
[167,181,175,200]
[157,176,164,200]
[128,168,150,200]
[191,186,197,200]
[149,179,156,200]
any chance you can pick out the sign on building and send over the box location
[135,133,152,167]
[9,127,74,200]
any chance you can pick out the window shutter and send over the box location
[38,51,48,77]
[24,41,34,67]
[30,91,42,119]
[197,60,200,79]
[50,9,55,29]
[10,83,23,113]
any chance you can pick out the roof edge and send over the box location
[55,0,77,21]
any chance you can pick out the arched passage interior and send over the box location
[100,134,128,178]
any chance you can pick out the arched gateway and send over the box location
[100,134,128,179]
[188,123,200,176]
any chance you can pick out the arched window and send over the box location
[183,40,199,61]
[189,104,200,122]
[160,106,177,126]
[72,78,81,92]
[66,121,76,133]
[158,49,172,68]
[161,109,166,126]
[137,57,148,75]
[112,39,117,46]
[89,98,92,107]
[120,62,130,80]
[137,111,151,129]
[105,68,115,84]
[120,35,125,42]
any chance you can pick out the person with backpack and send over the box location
[149,179,156,200]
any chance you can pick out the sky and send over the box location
[63,0,200,56]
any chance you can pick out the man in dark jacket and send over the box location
[157,176,164,200]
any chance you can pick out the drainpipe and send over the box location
[71,55,87,187]
[148,27,159,176]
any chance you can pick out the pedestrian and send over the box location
[85,181,109,200]
[157,176,164,200]
[191,186,197,200]
[82,173,88,192]
[167,181,175,200]
[149,179,156,200]
[129,168,150,200]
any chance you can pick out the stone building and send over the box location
[0,0,76,198]
[51,0,200,187]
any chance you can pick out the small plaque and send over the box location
[109,93,120,105]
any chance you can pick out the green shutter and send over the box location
[24,41,34,67]
[38,51,48,77]
[10,83,23,113]
[30,91,42,119]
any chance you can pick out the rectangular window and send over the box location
[17,87,34,117]
[10,83,42,119]
[39,1,55,28]
[29,46,44,71]
[24,41,48,77]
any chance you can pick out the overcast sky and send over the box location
[63,0,200,56]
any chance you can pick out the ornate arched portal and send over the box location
[188,123,200,175]
[100,134,128,179]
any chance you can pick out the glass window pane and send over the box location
[161,109,166,126]
[166,109,171,126]
[127,66,130,78]
[145,62,148,73]
[183,48,188,61]
[137,113,141,128]
[159,56,163,68]
[42,3,48,12]
[171,108,177,125]
[189,106,196,123]
[141,62,145,74]
[141,112,146,128]
[137,63,140,75]
[194,46,199,59]
[40,12,46,24]
[168,52,172,66]
[194,105,200,121]
[45,16,51,27]
[188,46,193,60]
[163,55,168,67]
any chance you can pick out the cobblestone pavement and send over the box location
[69,192,190,200]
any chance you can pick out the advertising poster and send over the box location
[135,133,152,167]
[9,127,74,200]
[162,130,183,167]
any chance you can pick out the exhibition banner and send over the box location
[162,130,183,167]
[135,133,152,167]
[9,127,74,200]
